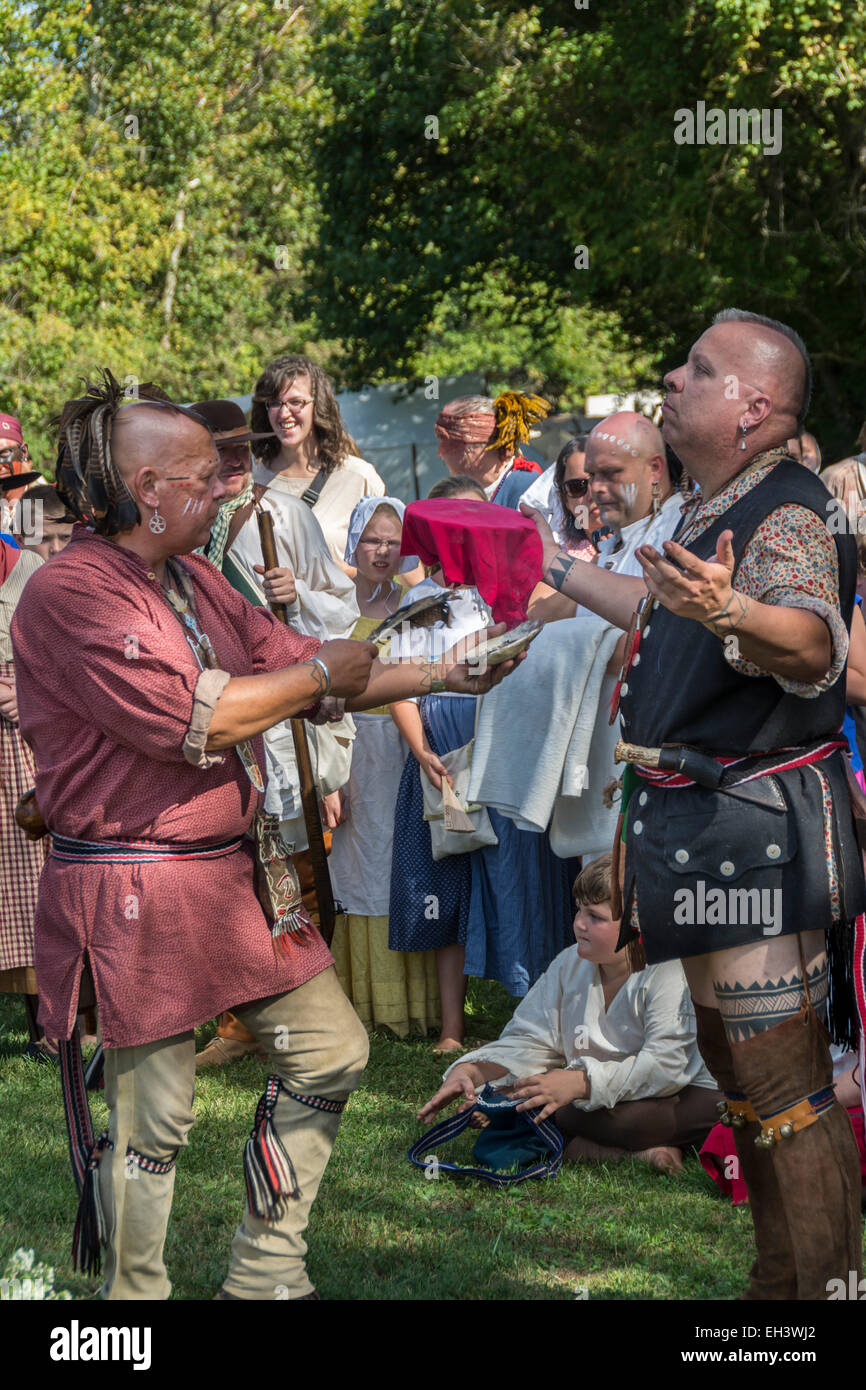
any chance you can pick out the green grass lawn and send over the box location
[0,982,771,1301]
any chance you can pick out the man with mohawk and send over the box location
[10,372,517,1301]
[528,311,865,1301]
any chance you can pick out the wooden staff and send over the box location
[254,501,337,944]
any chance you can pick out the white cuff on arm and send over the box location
[183,667,231,768]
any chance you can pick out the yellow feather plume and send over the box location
[490,391,551,454]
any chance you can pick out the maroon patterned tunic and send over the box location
[10,528,333,1047]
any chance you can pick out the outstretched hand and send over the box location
[417,1064,478,1123]
[635,529,747,633]
[441,623,526,696]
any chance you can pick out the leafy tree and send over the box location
[301,0,866,453]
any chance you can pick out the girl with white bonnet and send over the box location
[328,497,441,1037]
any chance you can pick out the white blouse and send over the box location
[253,455,385,566]
[448,946,715,1112]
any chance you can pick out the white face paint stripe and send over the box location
[182,498,191,514]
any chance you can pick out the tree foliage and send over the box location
[302,0,866,453]
[0,1,863,464]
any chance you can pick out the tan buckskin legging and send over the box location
[98,965,369,1300]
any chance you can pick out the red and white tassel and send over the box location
[243,1076,301,1221]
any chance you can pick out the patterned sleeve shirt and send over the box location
[680,449,847,698]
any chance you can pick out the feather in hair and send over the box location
[490,391,550,455]
[53,369,173,535]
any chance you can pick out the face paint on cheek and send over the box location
[614,481,640,519]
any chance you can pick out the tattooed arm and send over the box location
[542,552,647,630]
[521,501,646,630]
[345,649,517,711]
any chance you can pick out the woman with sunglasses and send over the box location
[249,355,387,574]
[528,437,603,622]
[555,436,604,557]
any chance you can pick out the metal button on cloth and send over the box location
[631,653,641,666]
[766,844,781,860]
[633,820,643,835]
[675,849,689,864]
[643,625,651,638]
[638,791,648,807]
[720,861,735,877]
[620,683,629,697]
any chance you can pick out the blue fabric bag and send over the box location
[408,1084,563,1188]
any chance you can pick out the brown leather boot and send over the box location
[693,1002,797,1300]
[731,1006,863,1301]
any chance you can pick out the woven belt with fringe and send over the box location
[50,833,244,863]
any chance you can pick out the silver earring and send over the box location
[740,423,748,452]
[149,509,166,534]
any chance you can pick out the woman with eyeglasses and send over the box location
[249,355,387,573]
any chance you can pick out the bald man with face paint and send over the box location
[527,310,864,1301]
[9,376,519,1302]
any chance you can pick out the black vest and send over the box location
[620,460,856,754]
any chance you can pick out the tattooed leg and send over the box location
[714,961,829,1041]
[706,929,827,1043]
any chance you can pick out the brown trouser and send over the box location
[554,1084,721,1158]
[99,965,368,1300]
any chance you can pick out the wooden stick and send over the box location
[255,501,337,945]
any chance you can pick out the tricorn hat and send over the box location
[191,399,275,448]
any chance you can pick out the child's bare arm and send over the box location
[390,699,425,758]
[390,698,452,789]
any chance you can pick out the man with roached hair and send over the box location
[529,310,864,1300]
[10,373,517,1301]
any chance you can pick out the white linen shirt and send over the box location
[252,455,385,566]
[447,946,715,1111]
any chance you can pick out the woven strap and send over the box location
[242,1077,347,1221]
[125,1145,178,1176]
[58,1033,112,1275]
[755,1085,836,1147]
[284,1091,346,1115]
[50,833,244,864]
[407,1103,563,1188]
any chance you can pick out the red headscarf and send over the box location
[0,538,20,585]
[400,499,543,626]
